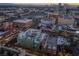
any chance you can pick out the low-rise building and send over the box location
[13,19,33,29]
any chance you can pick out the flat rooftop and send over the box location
[13,19,32,23]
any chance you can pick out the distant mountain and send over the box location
[16,3,53,8]
[0,3,52,8]
[0,3,17,8]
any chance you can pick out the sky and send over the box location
[0,0,79,3]
[0,0,79,5]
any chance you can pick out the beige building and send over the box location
[58,17,75,25]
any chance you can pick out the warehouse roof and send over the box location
[13,19,32,23]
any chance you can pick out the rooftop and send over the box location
[13,19,32,23]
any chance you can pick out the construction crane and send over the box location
[48,3,62,30]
